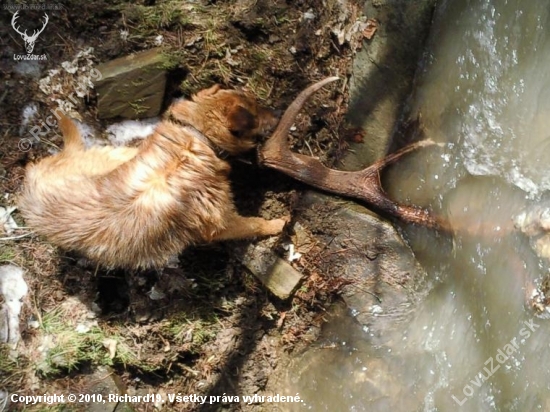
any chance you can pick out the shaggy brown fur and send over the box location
[19,85,286,269]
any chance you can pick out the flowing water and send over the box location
[274,0,550,410]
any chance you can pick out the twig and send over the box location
[0,232,34,241]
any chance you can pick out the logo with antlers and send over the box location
[11,11,49,54]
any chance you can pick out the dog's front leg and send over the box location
[212,212,288,241]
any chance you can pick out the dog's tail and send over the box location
[58,113,85,152]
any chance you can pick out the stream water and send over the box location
[274,0,550,410]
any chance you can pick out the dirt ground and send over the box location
[0,0,371,410]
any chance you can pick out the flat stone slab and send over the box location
[237,244,304,300]
[94,48,167,119]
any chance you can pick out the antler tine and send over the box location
[264,77,340,153]
[11,11,27,36]
[40,13,49,32]
[31,13,49,38]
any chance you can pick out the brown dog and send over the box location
[19,85,287,269]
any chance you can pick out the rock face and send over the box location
[290,0,437,333]
[333,0,437,330]
[294,193,428,340]
[344,0,438,170]
[94,48,167,119]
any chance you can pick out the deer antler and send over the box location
[259,77,444,228]
[11,11,27,38]
[11,11,48,40]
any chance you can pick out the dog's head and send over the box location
[169,85,279,155]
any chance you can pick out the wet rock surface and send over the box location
[294,192,428,340]
[291,0,437,337]
[261,0,439,402]
[344,0,437,170]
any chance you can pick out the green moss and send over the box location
[0,245,16,264]
[36,308,147,375]
[123,0,193,36]
[0,345,19,376]
[163,311,219,351]
[159,49,184,71]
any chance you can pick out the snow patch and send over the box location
[0,265,28,345]
[20,103,40,137]
[105,118,159,146]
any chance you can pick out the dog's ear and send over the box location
[228,105,257,137]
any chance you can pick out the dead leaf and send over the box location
[290,222,316,255]
[277,312,287,329]
[363,19,379,40]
